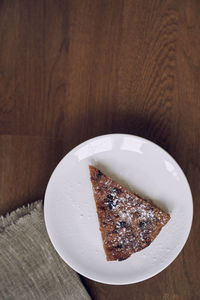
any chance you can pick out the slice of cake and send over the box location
[89,165,170,261]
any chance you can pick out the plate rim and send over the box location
[44,133,193,285]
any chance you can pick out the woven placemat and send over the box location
[0,200,91,300]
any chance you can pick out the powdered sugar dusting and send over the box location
[100,184,163,253]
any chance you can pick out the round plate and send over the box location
[44,134,193,285]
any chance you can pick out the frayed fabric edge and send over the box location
[0,200,43,230]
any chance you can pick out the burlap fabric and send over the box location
[0,200,91,300]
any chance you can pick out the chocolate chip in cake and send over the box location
[120,221,126,228]
[107,198,118,210]
[97,170,103,177]
[108,202,113,209]
[117,243,123,248]
[139,222,145,228]
[106,194,113,200]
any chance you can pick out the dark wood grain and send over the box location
[0,135,66,215]
[0,0,199,299]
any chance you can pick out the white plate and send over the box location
[44,134,193,285]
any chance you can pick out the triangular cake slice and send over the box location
[89,165,170,261]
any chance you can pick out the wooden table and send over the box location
[0,1,199,299]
